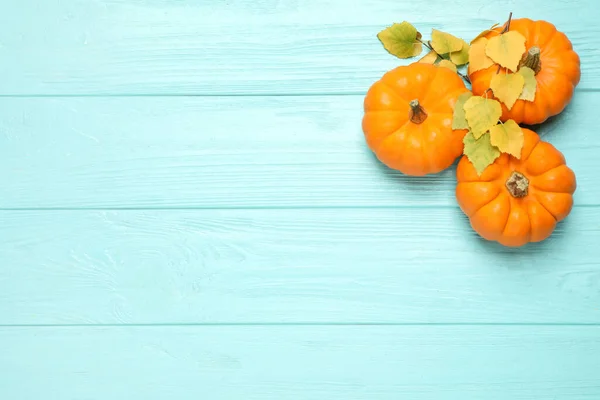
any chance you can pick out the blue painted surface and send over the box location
[1,0,600,398]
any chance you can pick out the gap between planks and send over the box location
[0,204,597,211]
[2,322,600,328]
[0,88,598,98]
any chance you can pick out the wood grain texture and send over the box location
[0,0,597,95]
[2,325,600,399]
[2,0,599,396]
[2,208,599,325]
[1,93,597,209]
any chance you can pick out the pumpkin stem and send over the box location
[409,99,427,124]
[506,171,529,198]
[520,46,542,75]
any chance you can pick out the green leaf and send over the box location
[463,131,501,176]
[452,92,473,130]
[463,96,502,139]
[431,29,463,54]
[485,31,527,72]
[490,71,525,110]
[449,39,470,65]
[489,119,524,158]
[518,66,537,101]
[377,22,423,59]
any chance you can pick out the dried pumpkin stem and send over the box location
[520,46,542,75]
[409,99,427,124]
[506,171,529,198]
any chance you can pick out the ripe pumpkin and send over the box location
[456,128,576,247]
[362,63,470,176]
[469,18,580,125]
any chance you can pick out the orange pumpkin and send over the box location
[456,128,576,247]
[362,63,470,176]
[469,18,580,125]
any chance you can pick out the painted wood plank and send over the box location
[1,325,600,399]
[0,93,597,209]
[0,0,597,94]
[2,207,599,325]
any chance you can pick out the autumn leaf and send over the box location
[419,50,438,64]
[449,39,470,65]
[438,59,457,72]
[490,72,525,110]
[463,96,502,139]
[431,29,463,54]
[468,38,494,73]
[377,22,423,58]
[470,23,500,44]
[518,66,537,101]
[489,119,524,158]
[463,131,501,175]
[485,31,527,72]
[452,92,473,130]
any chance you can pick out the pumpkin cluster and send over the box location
[364,15,580,247]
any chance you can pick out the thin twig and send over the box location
[501,12,513,34]
[457,71,471,84]
[418,38,435,52]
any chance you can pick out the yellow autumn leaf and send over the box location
[470,23,500,44]
[485,31,527,72]
[489,119,524,158]
[463,96,502,139]
[490,72,525,110]
[431,29,463,54]
[419,50,438,64]
[450,39,470,65]
[452,92,473,130]
[468,38,494,73]
[377,21,423,59]
[438,59,457,72]
[463,131,501,176]
[518,66,537,101]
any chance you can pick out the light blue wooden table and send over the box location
[1,1,599,398]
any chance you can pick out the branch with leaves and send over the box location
[452,93,523,174]
[377,22,471,82]
[376,13,541,176]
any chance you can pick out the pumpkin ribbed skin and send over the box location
[362,63,470,176]
[468,18,580,125]
[456,128,576,247]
